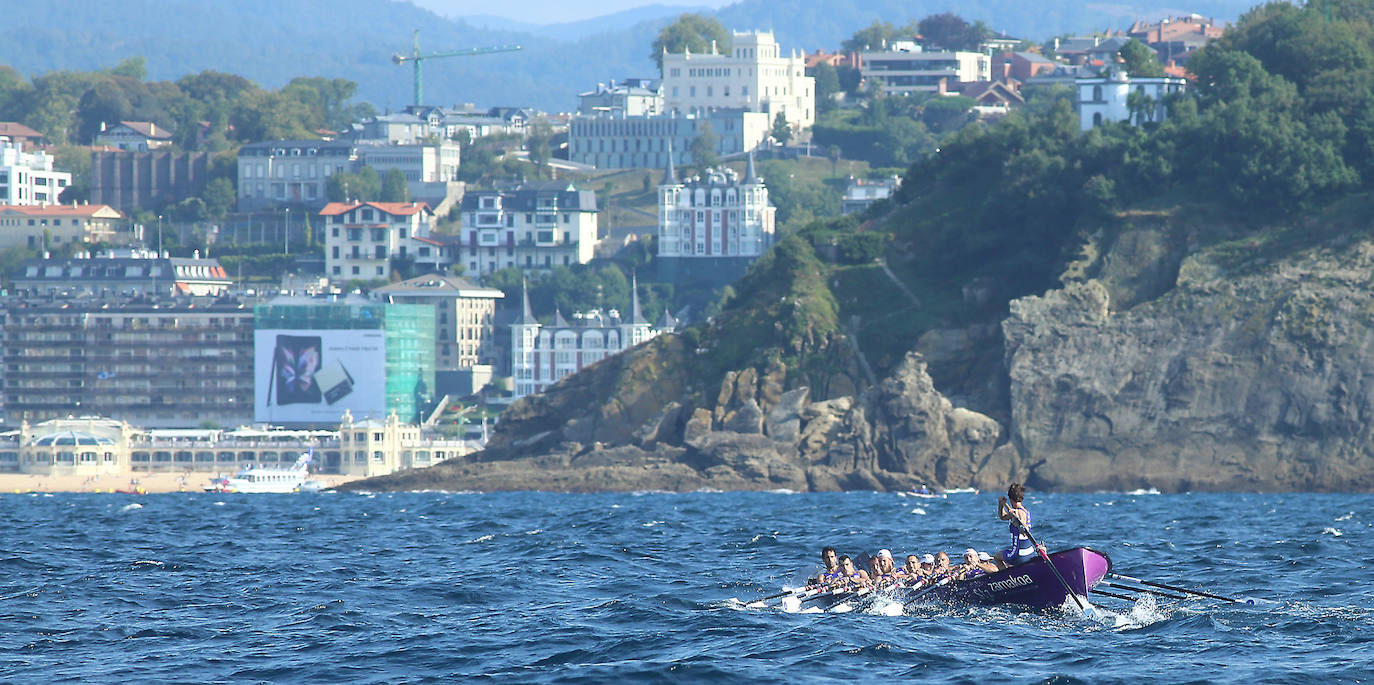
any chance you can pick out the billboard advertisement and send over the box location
[254,329,387,424]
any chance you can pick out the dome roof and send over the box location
[28,431,115,447]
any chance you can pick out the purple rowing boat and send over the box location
[915,547,1113,610]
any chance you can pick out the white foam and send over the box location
[121,503,143,512]
[1322,527,1343,537]
[1335,512,1354,521]
[910,507,927,515]
[466,534,494,544]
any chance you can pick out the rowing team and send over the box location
[810,546,1001,589]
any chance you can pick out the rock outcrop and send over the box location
[1004,240,1374,492]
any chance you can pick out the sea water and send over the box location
[0,491,1370,682]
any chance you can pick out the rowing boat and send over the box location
[780,547,1112,613]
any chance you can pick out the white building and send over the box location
[860,41,990,96]
[578,79,663,117]
[458,181,599,276]
[657,152,775,259]
[660,31,815,132]
[1077,71,1188,130]
[322,201,435,281]
[95,121,174,152]
[0,139,72,205]
[509,278,671,399]
[841,175,901,215]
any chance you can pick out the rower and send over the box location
[932,551,952,576]
[897,554,924,583]
[997,482,1037,568]
[960,548,1000,578]
[919,553,935,575]
[871,549,899,584]
[811,546,842,586]
[836,555,870,587]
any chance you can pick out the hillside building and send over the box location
[12,249,232,297]
[0,204,125,250]
[578,79,663,117]
[656,152,775,284]
[509,278,670,399]
[90,149,210,212]
[0,139,72,205]
[567,108,770,169]
[95,121,174,152]
[860,41,990,96]
[457,181,598,277]
[660,30,815,133]
[321,201,435,282]
[1077,71,1187,130]
[236,139,461,212]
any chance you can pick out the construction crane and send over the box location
[392,30,522,108]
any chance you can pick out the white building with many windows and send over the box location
[509,278,670,399]
[0,139,72,205]
[660,31,815,132]
[1077,71,1188,130]
[237,140,461,211]
[322,201,435,281]
[458,181,599,276]
[658,152,774,259]
[374,273,504,370]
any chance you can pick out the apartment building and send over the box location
[860,40,990,95]
[0,139,72,205]
[374,273,504,370]
[0,204,124,250]
[237,140,461,211]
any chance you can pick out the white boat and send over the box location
[943,487,980,495]
[207,451,325,494]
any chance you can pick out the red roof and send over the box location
[0,122,43,139]
[318,201,433,217]
[0,204,123,218]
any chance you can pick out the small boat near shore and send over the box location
[205,451,325,494]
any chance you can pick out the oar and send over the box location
[1100,580,1189,601]
[747,584,825,608]
[1093,588,1139,602]
[902,576,952,607]
[1109,573,1242,603]
[1011,516,1094,617]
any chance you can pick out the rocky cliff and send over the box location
[347,226,1374,494]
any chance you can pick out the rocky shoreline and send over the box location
[345,229,1374,494]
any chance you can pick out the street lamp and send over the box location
[157,215,162,256]
[284,208,291,255]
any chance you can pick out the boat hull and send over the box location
[917,547,1112,609]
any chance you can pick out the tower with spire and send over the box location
[655,149,775,261]
[510,278,540,398]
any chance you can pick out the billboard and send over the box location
[254,329,387,424]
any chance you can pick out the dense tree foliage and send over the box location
[916,12,992,52]
[651,14,731,71]
[887,2,1374,306]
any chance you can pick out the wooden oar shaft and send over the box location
[1110,573,1239,603]
[1093,588,1139,601]
[1101,580,1189,601]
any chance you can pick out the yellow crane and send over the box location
[392,30,522,107]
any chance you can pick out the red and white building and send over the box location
[321,201,435,281]
[656,152,775,260]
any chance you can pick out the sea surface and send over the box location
[1,490,1371,683]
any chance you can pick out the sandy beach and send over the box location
[0,472,364,494]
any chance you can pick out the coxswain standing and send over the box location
[997,482,1038,569]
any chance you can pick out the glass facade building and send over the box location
[253,299,435,426]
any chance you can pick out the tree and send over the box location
[917,13,990,51]
[771,111,793,146]
[843,21,899,53]
[828,144,842,176]
[108,56,147,81]
[690,122,719,167]
[652,14,731,71]
[1119,39,1165,77]
[812,62,842,113]
[327,167,381,202]
[526,118,554,178]
[381,169,410,202]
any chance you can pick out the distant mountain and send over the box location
[0,0,1261,114]
[465,5,714,41]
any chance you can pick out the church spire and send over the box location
[628,271,649,325]
[662,142,679,186]
[744,149,758,184]
[516,278,536,325]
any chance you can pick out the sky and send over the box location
[407,0,733,24]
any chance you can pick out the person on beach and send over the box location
[997,482,1037,568]
[811,546,842,586]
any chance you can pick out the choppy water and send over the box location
[1,491,1371,682]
